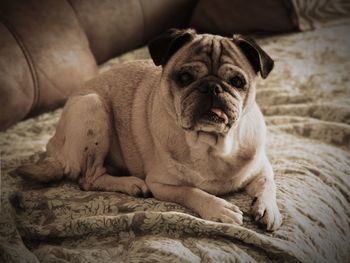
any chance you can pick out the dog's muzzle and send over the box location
[197,81,224,95]
[197,81,230,125]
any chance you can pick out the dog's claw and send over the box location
[250,196,282,231]
[124,177,150,197]
[198,197,243,225]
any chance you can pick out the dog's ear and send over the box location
[233,35,274,79]
[148,28,196,66]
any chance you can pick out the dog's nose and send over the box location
[198,82,223,94]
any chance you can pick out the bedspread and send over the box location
[1,22,350,263]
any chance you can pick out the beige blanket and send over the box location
[1,22,350,263]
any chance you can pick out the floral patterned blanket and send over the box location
[1,22,350,263]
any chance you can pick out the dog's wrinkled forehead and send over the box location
[180,35,252,75]
[148,29,274,79]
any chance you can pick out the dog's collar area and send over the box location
[196,131,218,146]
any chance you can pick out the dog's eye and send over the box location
[177,72,194,86]
[229,75,246,89]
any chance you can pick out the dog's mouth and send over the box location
[204,107,229,125]
[180,92,241,133]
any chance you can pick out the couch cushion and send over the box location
[189,0,297,35]
[0,22,35,130]
[69,0,198,64]
[0,0,97,131]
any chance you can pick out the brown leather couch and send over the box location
[0,0,197,130]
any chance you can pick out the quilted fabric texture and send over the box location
[1,22,350,262]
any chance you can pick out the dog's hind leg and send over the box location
[18,92,149,197]
[16,156,64,183]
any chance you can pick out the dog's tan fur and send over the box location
[17,30,282,231]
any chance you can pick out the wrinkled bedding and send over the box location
[1,22,350,263]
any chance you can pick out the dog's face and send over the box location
[149,29,274,135]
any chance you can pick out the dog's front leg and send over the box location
[246,160,282,231]
[147,181,243,225]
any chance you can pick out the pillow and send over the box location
[189,0,297,36]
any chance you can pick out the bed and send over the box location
[1,20,349,262]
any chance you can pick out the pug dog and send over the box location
[17,29,282,231]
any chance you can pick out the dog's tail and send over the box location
[16,156,64,183]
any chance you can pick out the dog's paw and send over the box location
[122,177,151,197]
[250,196,282,231]
[199,197,243,225]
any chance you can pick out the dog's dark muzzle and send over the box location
[197,81,224,95]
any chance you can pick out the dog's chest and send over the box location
[181,154,250,195]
